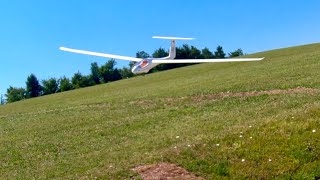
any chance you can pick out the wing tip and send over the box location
[59,46,67,51]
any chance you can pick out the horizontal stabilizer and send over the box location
[152,36,195,40]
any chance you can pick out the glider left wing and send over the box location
[59,47,142,62]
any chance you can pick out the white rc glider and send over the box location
[60,36,264,74]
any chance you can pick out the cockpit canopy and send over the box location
[134,59,149,68]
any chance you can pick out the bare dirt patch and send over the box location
[133,163,204,180]
[218,87,318,97]
[129,100,155,108]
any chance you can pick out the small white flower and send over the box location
[176,136,180,139]
[239,135,243,138]
[174,146,177,149]
[312,129,316,133]
[241,159,245,162]
[216,144,220,146]
[187,144,191,147]
[250,137,253,139]
[292,116,294,119]
[269,159,272,162]
[249,125,252,128]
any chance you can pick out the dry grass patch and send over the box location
[133,163,204,180]
[192,87,320,102]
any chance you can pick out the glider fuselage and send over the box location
[131,39,177,74]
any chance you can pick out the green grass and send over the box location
[1,43,320,179]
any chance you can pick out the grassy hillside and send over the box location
[1,43,320,179]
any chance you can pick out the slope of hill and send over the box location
[1,43,320,179]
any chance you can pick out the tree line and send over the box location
[1,44,244,104]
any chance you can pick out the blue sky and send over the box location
[1,0,320,96]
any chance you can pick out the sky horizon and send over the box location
[1,1,320,96]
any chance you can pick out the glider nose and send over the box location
[131,66,139,74]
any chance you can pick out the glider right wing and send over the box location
[152,58,264,64]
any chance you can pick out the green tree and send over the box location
[111,68,122,81]
[90,62,101,84]
[71,72,94,88]
[0,94,5,105]
[201,47,215,59]
[190,46,202,59]
[228,48,244,57]
[136,51,150,58]
[59,76,73,92]
[176,44,192,59]
[26,74,42,98]
[83,75,95,87]
[119,67,134,79]
[152,48,168,58]
[99,59,116,83]
[71,72,83,88]
[214,45,226,58]
[5,86,26,103]
[42,78,59,95]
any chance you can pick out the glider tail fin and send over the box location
[152,36,195,59]
[168,39,176,59]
